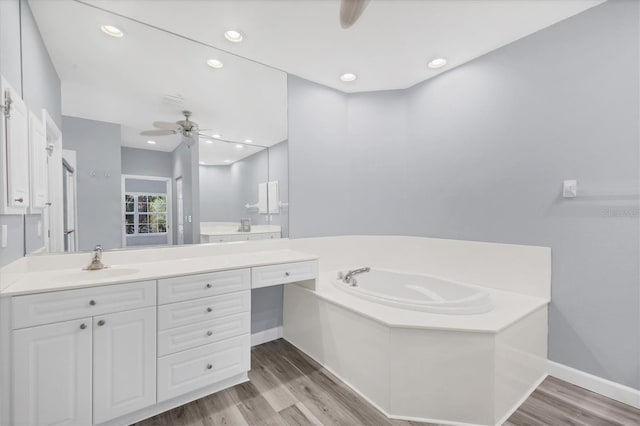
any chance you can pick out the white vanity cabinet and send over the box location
[12,317,93,426]
[93,307,156,424]
[10,281,157,426]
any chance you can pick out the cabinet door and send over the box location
[12,318,92,426]
[1,76,30,213]
[93,307,156,424]
[28,110,47,210]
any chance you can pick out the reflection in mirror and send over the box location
[24,0,288,253]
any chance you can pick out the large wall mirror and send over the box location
[24,0,288,254]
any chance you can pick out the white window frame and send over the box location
[121,175,172,247]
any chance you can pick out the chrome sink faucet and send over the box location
[339,267,371,286]
[86,244,106,270]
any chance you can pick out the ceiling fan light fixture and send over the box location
[206,58,223,69]
[224,30,244,43]
[100,25,123,38]
[340,73,357,82]
[427,57,448,69]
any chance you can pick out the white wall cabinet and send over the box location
[93,307,156,424]
[1,76,30,213]
[12,318,93,426]
[28,110,48,211]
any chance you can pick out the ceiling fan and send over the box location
[140,110,200,147]
[340,0,370,29]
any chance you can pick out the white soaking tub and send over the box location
[333,268,493,314]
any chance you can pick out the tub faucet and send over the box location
[342,267,371,284]
[86,245,105,270]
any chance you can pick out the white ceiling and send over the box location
[84,0,605,93]
[29,0,288,160]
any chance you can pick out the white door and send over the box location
[1,76,30,212]
[12,318,93,426]
[44,110,63,253]
[28,110,47,210]
[62,151,78,252]
[176,177,184,245]
[93,307,156,424]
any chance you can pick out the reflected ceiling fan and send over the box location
[140,110,201,147]
[340,0,371,29]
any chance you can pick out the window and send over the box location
[124,193,167,235]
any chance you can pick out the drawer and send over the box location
[12,280,156,329]
[251,260,318,289]
[158,291,250,331]
[158,269,250,304]
[157,334,250,402]
[157,312,250,356]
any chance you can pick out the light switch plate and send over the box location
[1,225,7,248]
[563,180,577,198]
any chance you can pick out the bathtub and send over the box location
[332,268,493,314]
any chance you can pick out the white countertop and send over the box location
[200,223,281,236]
[1,249,318,297]
[301,271,549,334]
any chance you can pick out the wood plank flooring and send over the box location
[134,339,640,426]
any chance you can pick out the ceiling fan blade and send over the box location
[340,0,370,29]
[140,129,176,136]
[153,121,181,130]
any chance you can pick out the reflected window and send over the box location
[124,193,168,235]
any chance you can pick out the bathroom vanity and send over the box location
[0,245,318,426]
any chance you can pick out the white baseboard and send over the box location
[251,326,283,346]
[548,361,640,409]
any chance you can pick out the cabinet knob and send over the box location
[14,197,23,203]
[97,320,105,326]
[80,323,87,330]
[285,272,290,277]
[206,363,213,370]
[207,330,213,337]
[206,307,213,313]
[89,300,96,306]
[206,283,212,289]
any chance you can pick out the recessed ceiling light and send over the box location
[244,139,252,143]
[340,73,357,82]
[101,25,123,38]
[212,134,221,139]
[236,144,244,149]
[224,30,244,43]
[206,59,223,69]
[224,159,232,163]
[147,140,156,145]
[427,57,448,69]
[199,161,205,165]
[205,140,213,144]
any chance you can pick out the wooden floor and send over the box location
[135,339,640,426]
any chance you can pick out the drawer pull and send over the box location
[14,197,23,203]
[206,283,212,289]
[285,272,290,277]
[80,323,87,330]
[97,320,106,327]
[207,330,213,337]
[89,300,96,306]
[206,307,213,313]
[206,363,213,370]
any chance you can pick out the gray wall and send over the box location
[62,116,122,251]
[199,148,269,224]
[121,147,173,178]
[268,141,289,238]
[289,0,639,390]
[0,0,61,266]
[172,142,200,244]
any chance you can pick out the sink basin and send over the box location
[52,268,140,283]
